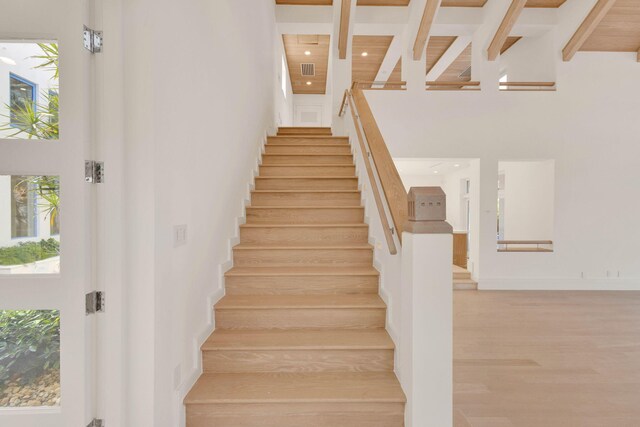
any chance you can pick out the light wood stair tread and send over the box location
[245,206,363,209]
[259,164,356,167]
[240,223,368,228]
[184,372,405,404]
[255,176,357,179]
[252,190,360,193]
[202,329,394,351]
[225,266,379,277]
[233,243,372,250]
[216,294,386,310]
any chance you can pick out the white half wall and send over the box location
[365,54,640,290]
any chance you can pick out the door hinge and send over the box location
[86,291,105,315]
[85,160,104,183]
[83,26,103,53]
[87,419,104,427]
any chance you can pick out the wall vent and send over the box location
[301,63,316,77]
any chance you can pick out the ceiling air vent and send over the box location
[459,66,472,79]
[301,63,316,77]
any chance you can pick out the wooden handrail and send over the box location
[426,81,480,86]
[351,88,408,242]
[499,82,555,87]
[352,80,407,90]
[497,240,554,253]
[426,81,481,91]
[498,240,553,245]
[339,90,349,117]
[345,90,398,254]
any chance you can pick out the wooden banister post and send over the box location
[401,187,453,427]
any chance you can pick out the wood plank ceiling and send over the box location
[352,35,396,86]
[283,34,331,94]
[276,0,566,6]
[426,36,471,82]
[357,0,410,5]
[580,0,640,53]
[441,0,566,7]
[276,0,333,5]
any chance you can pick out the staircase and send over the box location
[453,265,477,290]
[184,127,406,426]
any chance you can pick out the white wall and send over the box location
[292,93,333,127]
[121,1,281,426]
[365,54,640,290]
[499,31,556,82]
[500,160,555,241]
[0,43,57,139]
[274,35,293,127]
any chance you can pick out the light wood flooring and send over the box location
[454,291,640,427]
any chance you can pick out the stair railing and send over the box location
[339,81,408,254]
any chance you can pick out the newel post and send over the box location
[401,187,453,427]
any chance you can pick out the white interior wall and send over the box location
[499,31,556,82]
[365,54,640,289]
[121,1,280,426]
[292,93,333,127]
[500,160,555,241]
[274,34,293,127]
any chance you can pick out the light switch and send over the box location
[174,225,187,247]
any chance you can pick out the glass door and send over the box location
[0,0,96,425]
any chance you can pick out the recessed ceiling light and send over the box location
[361,52,368,57]
[304,50,311,56]
[434,171,439,174]
[0,56,16,66]
[454,164,460,168]
[306,81,312,85]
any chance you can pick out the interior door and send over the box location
[0,0,96,425]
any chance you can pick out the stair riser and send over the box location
[225,275,379,295]
[255,178,358,191]
[262,155,353,165]
[233,249,373,267]
[203,349,394,374]
[259,166,356,177]
[246,208,364,224]
[215,308,386,330]
[251,192,361,207]
[278,128,332,136]
[186,402,404,427]
[268,137,348,145]
[453,272,472,280]
[453,281,478,291]
[240,226,368,245]
[265,146,352,155]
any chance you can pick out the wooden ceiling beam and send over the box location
[413,0,443,61]
[562,0,618,62]
[339,0,353,59]
[487,0,527,61]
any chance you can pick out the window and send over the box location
[281,55,287,99]
[11,175,38,238]
[10,73,37,128]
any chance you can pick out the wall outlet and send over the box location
[174,225,187,247]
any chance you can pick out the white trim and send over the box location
[479,277,640,291]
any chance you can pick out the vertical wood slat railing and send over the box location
[339,81,408,253]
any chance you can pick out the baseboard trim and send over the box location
[479,277,640,291]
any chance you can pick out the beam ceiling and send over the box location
[283,34,331,94]
[352,35,395,86]
[580,0,640,54]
